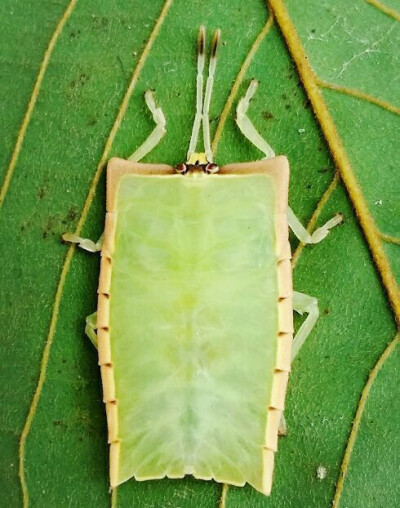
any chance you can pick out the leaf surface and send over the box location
[0,0,398,507]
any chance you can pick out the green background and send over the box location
[0,0,399,507]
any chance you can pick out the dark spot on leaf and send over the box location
[92,16,108,30]
[263,111,274,120]
[66,208,78,222]
[323,308,330,315]
[43,216,56,239]
[79,73,89,86]
[319,167,329,174]
[67,73,89,99]
[53,420,67,428]
[87,116,97,127]
[117,55,126,76]
[20,220,31,232]
[285,104,291,110]
[36,186,47,199]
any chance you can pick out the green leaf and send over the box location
[0,0,398,507]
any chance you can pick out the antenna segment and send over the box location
[187,26,206,160]
[187,27,221,163]
[202,29,221,162]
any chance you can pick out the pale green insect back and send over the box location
[98,157,291,494]
[63,25,342,497]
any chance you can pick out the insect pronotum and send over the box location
[64,26,341,496]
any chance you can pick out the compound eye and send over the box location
[175,163,188,175]
[205,162,219,174]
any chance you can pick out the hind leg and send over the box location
[85,311,98,348]
[279,291,320,435]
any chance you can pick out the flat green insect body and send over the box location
[64,25,342,497]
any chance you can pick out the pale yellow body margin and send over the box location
[99,156,292,495]
[268,0,400,324]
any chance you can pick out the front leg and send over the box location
[128,90,166,162]
[236,79,275,160]
[288,207,342,245]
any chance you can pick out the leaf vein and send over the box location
[316,78,400,115]
[332,333,399,507]
[219,482,229,508]
[0,0,78,210]
[268,0,400,324]
[365,0,400,22]
[379,232,400,245]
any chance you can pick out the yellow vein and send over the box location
[316,78,400,115]
[0,0,78,209]
[291,172,340,270]
[269,0,400,325]
[332,332,399,507]
[111,487,118,508]
[379,232,400,246]
[211,14,274,156]
[365,0,400,21]
[219,483,229,508]
[18,1,173,506]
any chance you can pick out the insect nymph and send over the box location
[64,27,341,496]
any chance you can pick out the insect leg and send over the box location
[288,207,343,244]
[278,414,287,436]
[202,29,221,162]
[187,26,206,160]
[292,291,319,360]
[85,311,98,348]
[279,291,320,436]
[236,80,275,159]
[62,232,103,253]
[128,90,167,162]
